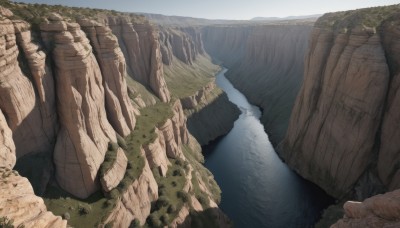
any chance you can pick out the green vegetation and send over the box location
[0,216,15,228]
[143,158,188,227]
[43,186,111,228]
[0,0,146,31]
[315,4,400,32]
[164,55,221,99]
[98,142,120,179]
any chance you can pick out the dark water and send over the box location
[204,69,333,228]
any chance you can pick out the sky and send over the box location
[11,0,400,20]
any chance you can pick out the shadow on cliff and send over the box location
[178,208,232,228]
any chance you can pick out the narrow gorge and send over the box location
[0,1,399,228]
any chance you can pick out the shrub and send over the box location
[167,204,177,213]
[175,159,183,166]
[147,214,162,227]
[197,194,208,207]
[108,142,119,151]
[116,134,127,150]
[177,190,190,203]
[78,204,91,215]
[156,196,170,209]
[161,214,169,225]
[0,217,14,228]
[173,168,184,176]
[171,181,177,187]
[130,219,140,228]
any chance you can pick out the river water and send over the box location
[204,69,333,228]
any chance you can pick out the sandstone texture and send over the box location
[332,189,400,228]
[202,24,312,144]
[0,17,56,158]
[100,148,128,192]
[0,109,15,169]
[105,17,171,102]
[42,14,117,198]
[159,27,205,65]
[79,18,136,137]
[103,158,158,227]
[282,8,400,198]
[0,168,67,228]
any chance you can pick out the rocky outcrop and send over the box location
[105,17,171,102]
[144,100,189,175]
[186,88,240,145]
[78,18,136,137]
[159,27,205,65]
[202,24,312,144]
[41,14,117,198]
[332,189,400,228]
[282,7,400,199]
[100,148,128,192]
[0,109,15,169]
[181,80,215,109]
[0,168,67,228]
[0,17,56,158]
[103,158,158,227]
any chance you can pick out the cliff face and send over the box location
[202,24,313,144]
[0,4,228,227]
[332,189,400,228]
[282,7,400,199]
[159,26,240,145]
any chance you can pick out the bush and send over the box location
[108,142,119,151]
[197,194,208,207]
[0,217,14,228]
[167,204,177,213]
[177,190,190,203]
[175,159,183,166]
[108,189,120,199]
[161,214,169,225]
[173,168,184,176]
[116,134,127,150]
[156,196,170,209]
[147,214,162,227]
[171,181,177,187]
[129,219,140,228]
[78,204,91,215]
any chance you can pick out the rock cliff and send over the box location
[282,5,400,199]
[0,3,229,226]
[202,24,313,144]
[332,189,400,228]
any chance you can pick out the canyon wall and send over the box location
[282,6,400,199]
[0,3,230,227]
[202,24,313,144]
[159,26,240,145]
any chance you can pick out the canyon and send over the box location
[0,0,399,227]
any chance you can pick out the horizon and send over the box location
[10,0,400,20]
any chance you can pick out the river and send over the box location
[204,68,333,228]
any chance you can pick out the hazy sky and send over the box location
[12,0,400,20]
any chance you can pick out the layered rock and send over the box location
[0,109,15,169]
[78,18,136,137]
[202,24,312,144]
[181,80,215,109]
[103,158,158,227]
[100,148,128,192]
[0,17,56,158]
[186,88,240,145]
[332,189,400,228]
[159,27,205,65]
[105,17,171,102]
[41,14,117,198]
[0,168,67,228]
[282,8,400,198]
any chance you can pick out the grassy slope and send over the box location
[164,55,220,99]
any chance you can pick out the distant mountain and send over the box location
[251,14,322,21]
